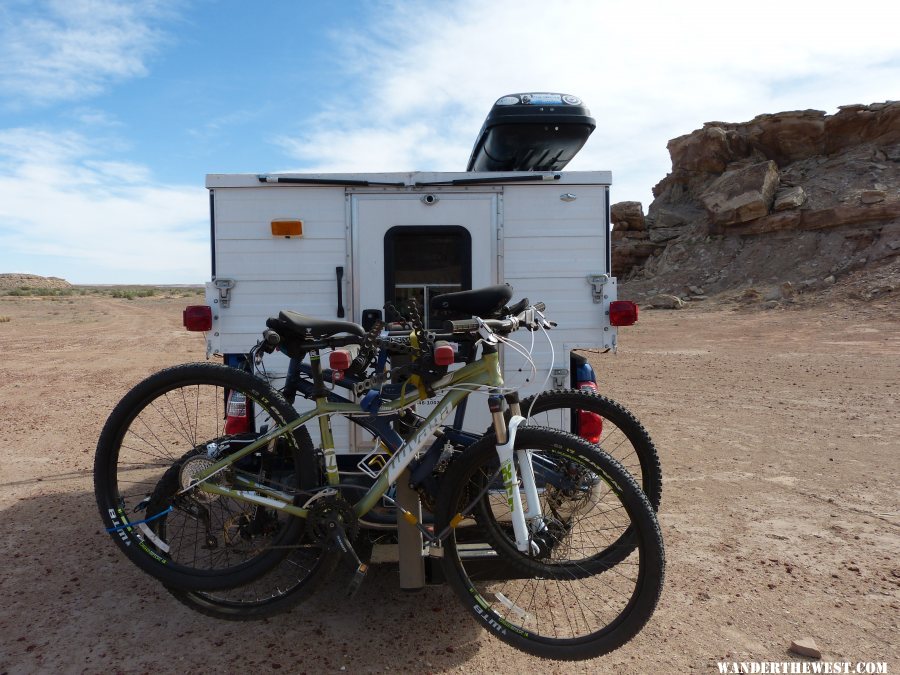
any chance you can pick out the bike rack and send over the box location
[395,470,425,590]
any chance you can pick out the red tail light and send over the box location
[576,381,602,444]
[329,349,352,371]
[329,349,352,381]
[224,390,250,434]
[183,305,212,331]
[609,300,638,327]
[434,344,455,366]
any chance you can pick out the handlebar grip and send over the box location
[447,318,480,334]
[504,298,529,316]
[262,329,281,352]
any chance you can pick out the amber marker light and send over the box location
[271,219,303,237]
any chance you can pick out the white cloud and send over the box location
[0,0,173,107]
[279,0,900,207]
[0,127,208,283]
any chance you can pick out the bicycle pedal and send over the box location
[347,563,368,598]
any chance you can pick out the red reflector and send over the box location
[577,410,603,444]
[576,381,602,443]
[329,349,352,371]
[434,344,455,366]
[609,300,638,327]
[224,390,249,434]
[183,305,212,331]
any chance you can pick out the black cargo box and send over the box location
[466,93,596,172]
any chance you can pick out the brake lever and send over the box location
[476,317,499,345]
[520,306,554,331]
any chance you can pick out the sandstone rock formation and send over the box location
[614,101,900,304]
[0,273,72,291]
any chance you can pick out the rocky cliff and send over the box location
[0,273,72,291]
[614,101,900,307]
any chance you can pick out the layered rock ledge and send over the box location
[613,101,899,303]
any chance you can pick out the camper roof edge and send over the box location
[205,171,612,189]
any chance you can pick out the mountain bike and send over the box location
[94,288,665,660]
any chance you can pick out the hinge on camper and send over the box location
[550,368,568,389]
[587,274,610,304]
[214,279,235,308]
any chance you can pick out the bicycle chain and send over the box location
[351,301,432,396]
[345,320,384,378]
[404,300,435,354]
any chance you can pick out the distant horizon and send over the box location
[0,272,203,287]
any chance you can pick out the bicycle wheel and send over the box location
[163,427,342,619]
[165,538,340,620]
[517,390,662,511]
[94,363,324,592]
[434,427,665,661]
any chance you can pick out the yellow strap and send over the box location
[407,330,429,399]
[408,374,428,400]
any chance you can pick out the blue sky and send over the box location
[1,0,898,284]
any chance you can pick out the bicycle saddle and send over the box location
[432,284,513,318]
[268,311,366,340]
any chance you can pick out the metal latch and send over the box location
[214,279,235,308]
[587,274,610,304]
[550,368,568,389]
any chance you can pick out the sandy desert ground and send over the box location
[0,292,897,674]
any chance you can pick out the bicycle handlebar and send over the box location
[447,301,548,336]
[259,301,549,357]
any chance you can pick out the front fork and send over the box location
[490,393,545,554]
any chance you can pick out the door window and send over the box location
[384,226,472,328]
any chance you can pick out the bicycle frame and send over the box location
[193,351,502,522]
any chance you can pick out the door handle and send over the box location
[335,266,345,318]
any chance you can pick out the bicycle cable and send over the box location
[521,308,556,422]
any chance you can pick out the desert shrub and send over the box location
[108,287,158,299]
[3,287,74,297]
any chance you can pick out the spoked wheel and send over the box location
[94,363,326,592]
[516,390,662,511]
[435,427,665,661]
[165,489,343,619]
[165,544,338,619]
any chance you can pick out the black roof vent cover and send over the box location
[466,93,596,172]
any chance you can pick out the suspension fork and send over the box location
[490,393,544,554]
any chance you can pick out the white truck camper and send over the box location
[186,93,637,454]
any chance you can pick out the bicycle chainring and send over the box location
[305,493,359,545]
